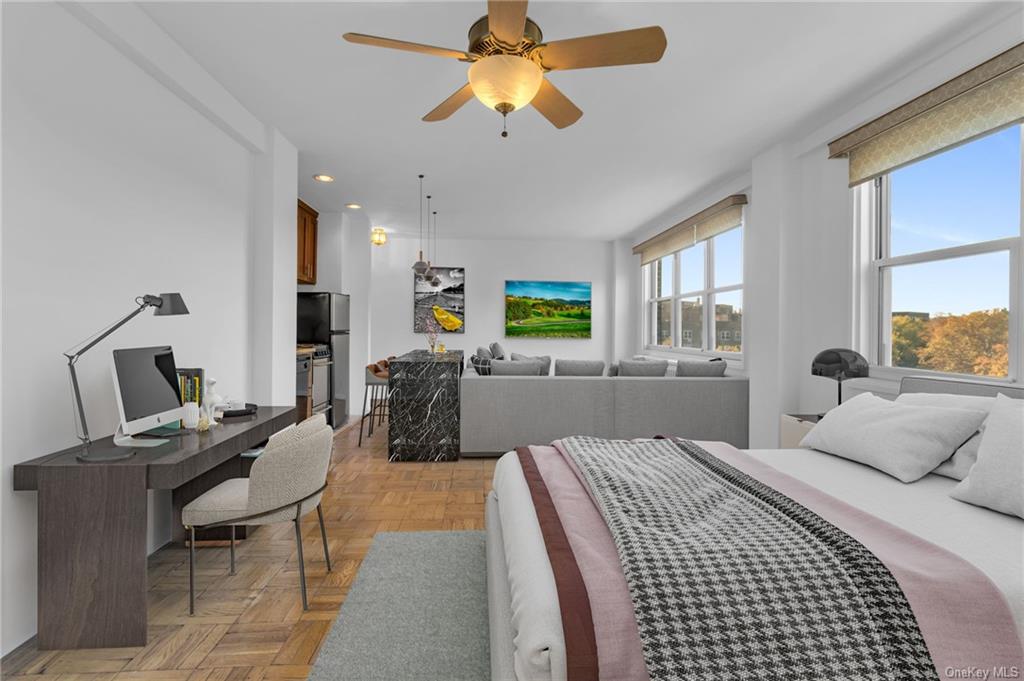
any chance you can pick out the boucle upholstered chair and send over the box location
[182,414,334,614]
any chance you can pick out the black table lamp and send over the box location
[65,293,189,462]
[811,348,868,407]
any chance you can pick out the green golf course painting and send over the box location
[505,280,592,338]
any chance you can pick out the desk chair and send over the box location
[182,414,333,614]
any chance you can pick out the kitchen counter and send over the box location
[387,350,463,462]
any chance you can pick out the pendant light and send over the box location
[428,209,441,286]
[422,195,435,280]
[411,174,429,276]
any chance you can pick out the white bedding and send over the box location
[746,447,1024,636]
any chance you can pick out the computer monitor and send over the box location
[111,346,186,436]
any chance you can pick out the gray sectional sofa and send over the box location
[460,365,749,455]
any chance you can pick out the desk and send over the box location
[13,406,295,650]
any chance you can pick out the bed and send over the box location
[485,376,1024,681]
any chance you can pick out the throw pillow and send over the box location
[489,342,506,360]
[511,352,552,375]
[476,346,493,361]
[950,394,1023,518]
[490,359,544,376]
[617,359,669,377]
[895,393,996,480]
[469,354,492,376]
[554,359,605,376]
[800,392,988,483]
[608,362,618,377]
[676,358,728,377]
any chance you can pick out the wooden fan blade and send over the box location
[531,79,582,129]
[343,33,474,61]
[423,83,476,122]
[536,26,666,71]
[487,0,528,47]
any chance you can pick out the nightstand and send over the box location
[780,413,823,448]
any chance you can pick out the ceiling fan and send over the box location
[343,0,667,136]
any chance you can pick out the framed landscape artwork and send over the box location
[505,280,591,338]
[414,267,465,333]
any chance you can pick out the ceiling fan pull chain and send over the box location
[501,113,509,139]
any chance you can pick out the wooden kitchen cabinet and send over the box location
[297,199,318,284]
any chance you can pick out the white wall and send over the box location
[615,8,1022,447]
[368,236,615,367]
[1,3,296,654]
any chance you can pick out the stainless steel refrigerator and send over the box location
[297,292,350,428]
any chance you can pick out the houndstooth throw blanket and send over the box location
[559,436,937,681]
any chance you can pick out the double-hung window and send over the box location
[862,125,1022,379]
[642,220,744,356]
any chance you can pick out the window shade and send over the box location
[633,195,747,266]
[829,43,1024,187]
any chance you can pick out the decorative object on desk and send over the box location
[505,280,591,338]
[63,292,189,462]
[370,226,388,246]
[203,376,223,423]
[811,348,869,406]
[219,402,258,418]
[415,267,465,333]
[196,411,211,432]
[181,402,201,429]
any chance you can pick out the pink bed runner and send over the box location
[525,440,1023,681]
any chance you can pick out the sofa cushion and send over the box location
[618,359,669,377]
[469,355,492,376]
[676,358,728,377]
[489,342,506,360]
[491,359,545,376]
[555,359,606,376]
[511,352,552,375]
[476,346,493,361]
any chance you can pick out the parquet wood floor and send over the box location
[3,422,494,681]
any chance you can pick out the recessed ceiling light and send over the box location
[313,174,335,182]
[345,203,362,209]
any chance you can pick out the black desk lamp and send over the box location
[811,348,868,408]
[65,293,189,462]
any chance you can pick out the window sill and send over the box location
[868,365,1018,386]
[641,346,745,372]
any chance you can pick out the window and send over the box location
[643,223,744,355]
[863,125,1022,379]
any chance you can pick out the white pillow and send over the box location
[950,394,1023,519]
[800,392,988,483]
[895,393,995,480]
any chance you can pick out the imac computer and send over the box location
[111,345,186,450]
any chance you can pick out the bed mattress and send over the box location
[486,439,1024,681]
[745,447,1024,632]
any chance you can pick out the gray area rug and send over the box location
[310,531,489,681]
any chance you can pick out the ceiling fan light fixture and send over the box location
[468,54,543,114]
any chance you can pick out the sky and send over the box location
[889,124,1020,315]
[506,280,592,301]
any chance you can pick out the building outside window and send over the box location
[860,124,1022,380]
[642,220,744,356]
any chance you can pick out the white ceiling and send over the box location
[144,1,1004,241]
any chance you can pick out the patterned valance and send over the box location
[633,195,747,266]
[829,43,1024,186]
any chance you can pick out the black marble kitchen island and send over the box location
[387,350,463,462]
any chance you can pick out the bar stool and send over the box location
[358,362,389,446]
